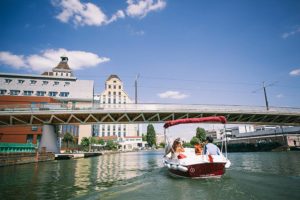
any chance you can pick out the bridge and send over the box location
[1,103,300,153]
[1,103,300,126]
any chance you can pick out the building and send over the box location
[93,75,140,150]
[0,56,94,145]
[0,96,58,144]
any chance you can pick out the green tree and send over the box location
[62,132,74,151]
[142,133,147,141]
[98,138,105,145]
[190,136,200,146]
[196,127,206,142]
[80,137,90,152]
[106,140,118,150]
[146,124,157,147]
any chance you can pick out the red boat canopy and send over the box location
[163,116,227,129]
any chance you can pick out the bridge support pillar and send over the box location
[39,125,60,154]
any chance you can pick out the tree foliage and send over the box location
[196,127,206,142]
[106,140,118,150]
[80,137,90,151]
[62,132,74,149]
[190,136,200,146]
[98,138,105,145]
[146,124,156,147]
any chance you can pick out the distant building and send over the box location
[0,56,94,145]
[0,96,58,144]
[93,75,140,150]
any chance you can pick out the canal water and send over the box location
[1,151,300,200]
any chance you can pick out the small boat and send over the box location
[163,116,231,178]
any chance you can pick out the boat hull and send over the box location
[168,162,226,178]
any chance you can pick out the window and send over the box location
[108,85,111,89]
[18,80,25,84]
[43,81,48,85]
[24,91,33,96]
[49,91,58,97]
[113,98,116,104]
[108,98,111,104]
[54,81,59,85]
[119,92,121,95]
[37,91,46,96]
[26,134,33,143]
[64,82,70,86]
[30,80,37,85]
[61,73,63,76]
[59,92,69,97]
[0,89,7,95]
[108,91,111,95]
[113,85,116,89]
[119,85,121,89]
[32,126,38,131]
[10,90,20,95]
[113,80,116,83]
[5,79,12,84]
[113,92,116,95]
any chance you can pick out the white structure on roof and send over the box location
[93,75,139,138]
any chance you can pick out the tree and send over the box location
[142,133,147,141]
[146,124,156,147]
[190,136,200,146]
[98,138,105,145]
[80,137,90,152]
[196,127,206,142]
[106,140,118,150]
[62,132,74,152]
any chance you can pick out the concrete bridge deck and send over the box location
[0,103,300,126]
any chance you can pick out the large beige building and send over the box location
[93,75,138,139]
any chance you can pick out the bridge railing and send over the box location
[0,103,300,114]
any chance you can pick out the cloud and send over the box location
[158,91,189,99]
[289,68,300,76]
[52,0,166,27]
[0,52,27,69]
[282,27,300,39]
[0,49,109,72]
[276,94,283,99]
[126,0,166,18]
[52,0,125,26]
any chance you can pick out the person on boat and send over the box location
[165,138,185,158]
[203,136,220,155]
[194,139,203,155]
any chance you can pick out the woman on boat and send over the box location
[194,139,203,155]
[164,138,185,158]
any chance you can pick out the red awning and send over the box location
[163,116,227,129]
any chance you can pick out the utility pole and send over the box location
[263,81,269,111]
[135,74,140,104]
[135,74,140,136]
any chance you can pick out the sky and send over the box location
[0,0,300,138]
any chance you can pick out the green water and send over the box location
[0,151,300,200]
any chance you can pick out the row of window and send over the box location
[4,79,70,86]
[108,91,122,96]
[107,85,122,90]
[0,89,69,97]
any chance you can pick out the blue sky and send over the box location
[1,0,300,108]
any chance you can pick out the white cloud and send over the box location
[0,52,27,69]
[282,27,300,39]
[52,0,125,26]
[158,91,189,99]
[289,68,300,76]
[0,49,109,72]
[276,94,284,99]
[52,0,166,26]
[126,0,166,18]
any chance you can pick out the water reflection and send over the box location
[1,151,300,200]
